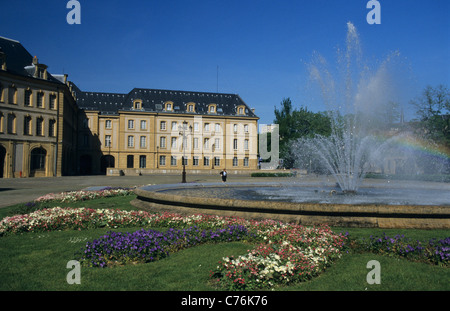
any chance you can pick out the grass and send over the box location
[0,195,449,291]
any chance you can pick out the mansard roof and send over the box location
[72,85,258,118]
[0,36,64,84]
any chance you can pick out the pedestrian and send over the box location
[220,169,227,182]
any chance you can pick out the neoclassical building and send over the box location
[0,36,78,178]
[70,85,259,175]
[0,36,259,178]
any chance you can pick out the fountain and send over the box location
[132,23,450,229]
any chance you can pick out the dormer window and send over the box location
[237,105,246,115]
[187,102,195,113]
[133,99,143,110]
[165,101,173,111]
[208,104,217,113]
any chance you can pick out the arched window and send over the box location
[30,147,47,172]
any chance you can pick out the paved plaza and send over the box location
[0,173,262,208]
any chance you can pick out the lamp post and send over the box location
[179,121,192,183]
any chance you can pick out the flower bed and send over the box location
[34,187,134,203]
[76,225,251,268]
[358,233,450,266]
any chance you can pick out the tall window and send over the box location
[139,155,146,168]
[36,117,44,136]
[105,120,112,129]
[193,156,199,166]
[49,94,56,110]
[214,157,220,167]
[37,92,44,108]
[193,137,199,149]
[233,139,238,150]
[127,155,134,168]
[160,121,166,130]
[7,113,16,134]
[204,138,209,149]
[159,155,166,166]
[215,123,221,132]
[214,138,221,150]
[128,119,134,129]
[25,90,32,106]
[171,121,177,131]
[24,116,32,135]
[203,156,210,166]
[105,135,112,147]
[9,87,17,104]
[49,119,56,137]
[140,136,146,148]
[244,139,249,150]
[233,157,238,167]
[171,137,177,149]
[127,135,134,148]
[170,156,177,166]
[140,120,147,130]
[160,136,166,148]
[204,123,210,132]
[244,157,249,167]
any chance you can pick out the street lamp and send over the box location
[179,121,192,183]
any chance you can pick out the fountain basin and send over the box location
[131,181,450,229]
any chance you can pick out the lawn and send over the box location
[0,190,448,292]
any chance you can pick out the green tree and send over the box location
[410,85,450,146]
[274,98,331,168]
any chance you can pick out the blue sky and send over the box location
[1,0,448,126]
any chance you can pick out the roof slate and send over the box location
[0,36,64,85]
[72,85,258,118]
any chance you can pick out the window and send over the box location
[244,124,249,132]
[170,156,177,166]
[209,105,215,113]
[193,122,199,132]
[83,134,89,146]
[83,118,89,129]
[160,121,166,131]
[187,103,195,112]
[193,156,199,166]
[49,94,56,110]
[182,157,188,166]
[233,157,238,167]
[9,87,17,104]
[204,138,209,149]
[140,136,146,148]
[139,155,146,168]
[128,119,134,129]
[171,137,177,149]
[171,121,177,131]
[244,157,249,167]
[214,157,220,167]
[233,138,238,150]
[37,92,44,108]
[133,100,142,110]
[215,123,221,132]
[140,120,147,130]
[214,138,221,150]
[193,137,199,149]
[49,119,56,137]
[25,90,32,106]
[127,155,134,168]
[244,139,249,150]
[36,117,44,136]
[0,113,3,133]
[233,124,238,132]
[127,135,134,148]
[24,116,32,135]
[203,156,210,166]
[7,113,16,134]
[159,155,166,166]
[105,120,112,129]
[239,107,244,114]
[166,103,172,111]
[204,123,210,132]
[105,135,111,147]
[160,136,166,148]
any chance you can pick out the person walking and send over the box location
[220,169,227,182]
